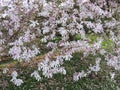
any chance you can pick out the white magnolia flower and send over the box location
[73,70,87,81]
[11,71,18,78]
[81,0,89,4]
[59,0,74,9]
[11,78,23,86]
[29,20,39,28]
[99,49,106,55]
[58,27,67,37]
[3,68,9,74]
[63,54,73,61]
[41,38,47,43]
[89,58,101,72]
[59,67,66,75]
[78,70,87,78]
[73,72,79,81]
[31,71,41,81]
[1,13,8,18]
[110,72,115,80]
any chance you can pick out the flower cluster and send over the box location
[10,71,23,86]
[38,53,67,78]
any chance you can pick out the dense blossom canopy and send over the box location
[0,0,119,86]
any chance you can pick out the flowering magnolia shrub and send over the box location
[0,0,120,86]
